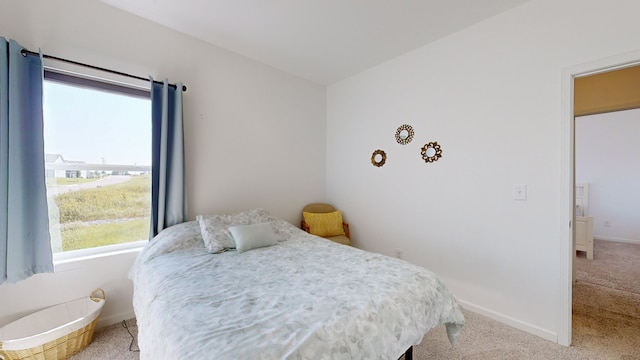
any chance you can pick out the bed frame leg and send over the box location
[403,346,413,360]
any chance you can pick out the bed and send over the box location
[129,209,465,359]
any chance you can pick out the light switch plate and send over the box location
[514,184,527,200]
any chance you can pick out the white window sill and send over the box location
[53,240,147,272]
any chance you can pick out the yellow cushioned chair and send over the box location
[301,203,351,246]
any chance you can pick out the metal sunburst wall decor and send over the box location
[371,149,387,167]
[421,142,442,163]
[395,124,414,145]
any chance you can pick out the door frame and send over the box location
[559,50,640,346]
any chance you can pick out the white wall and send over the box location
[0,0,326,327]
[0,250,140,328]
[576,109,640,244]
[327,0,640,342]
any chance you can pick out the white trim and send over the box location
[53,240,146,271]
[43,63,150,93]
[594,236,640,245]
[458,299,557,342]
[560,49,640,347]
[559,63,574,347]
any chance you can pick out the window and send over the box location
[43,71,151,258]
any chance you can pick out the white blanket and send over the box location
[130,219,464,359]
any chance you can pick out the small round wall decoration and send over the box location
[395,124,414,145]
[421,142,442,163]
[371,149,387,167]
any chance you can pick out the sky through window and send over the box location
[43,81,151,166]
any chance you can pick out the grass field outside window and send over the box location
[49,174,151,252]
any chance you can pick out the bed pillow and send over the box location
[228,223,277,253]
[265,215,299,242]
[197,215,235,253]
[197,208,272,253]
[302,211,345,237]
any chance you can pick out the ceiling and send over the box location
[101,0,529,85]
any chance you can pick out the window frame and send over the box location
[43,68,152,262]
[44,69,150,99]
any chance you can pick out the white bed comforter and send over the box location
[130,219,464,360]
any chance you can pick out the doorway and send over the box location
[560,51,640,346]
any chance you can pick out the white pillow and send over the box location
[228,223,277,253]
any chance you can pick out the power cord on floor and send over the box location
[122,320,140,352]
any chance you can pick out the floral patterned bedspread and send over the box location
[130,218,465,360]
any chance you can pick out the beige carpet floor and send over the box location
[71,240,640,359]
[570,240,640,359]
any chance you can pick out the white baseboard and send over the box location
[97,310,136,329]
[457,299,558,343]
[594,236,640,245]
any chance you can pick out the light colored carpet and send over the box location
[69,319,139,360]
[72,240,640,359]
[571,240,640,360]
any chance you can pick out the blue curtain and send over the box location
[0,38,53,284]
[150,79,187,238]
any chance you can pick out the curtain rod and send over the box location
[20,49,187,92]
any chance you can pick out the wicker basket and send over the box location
[0,289,106,360]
